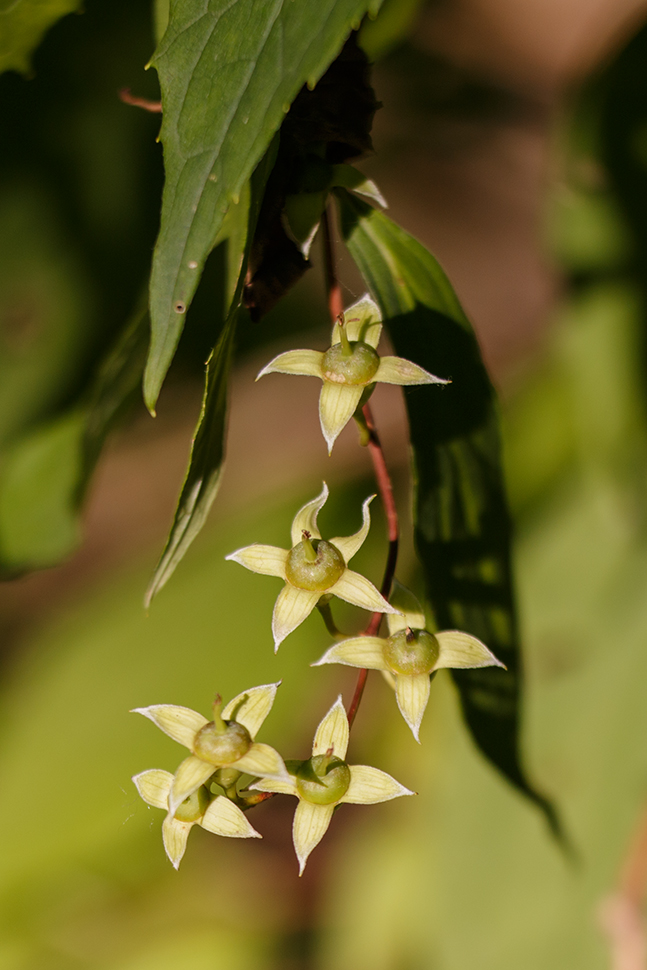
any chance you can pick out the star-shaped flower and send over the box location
[132,682,288,817]
[226,483,400,651]
[256,294,449,453]
[132,768,261,869]
[313,580,505,741]
[250,696,413,874]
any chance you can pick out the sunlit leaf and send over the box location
[0,0,82,75]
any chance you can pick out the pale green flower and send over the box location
[313,580,505,742]
[133,768,261,869]
[132,682,288,817]
[256,294,449,453]
[251,695,413,874]
[226,483,400,650]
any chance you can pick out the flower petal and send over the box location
[162,814,193,869]
[249,777,299,796]
[222,682,281,738]
[131,705,208,749]
[312,695,349,759]
[312,636,386,670]
[330,494,375,563]
[293,800,335,876]
[340,765,415,804]
[434,631,505,670]
[233,742,288,780]
[318,381,364,454]
[200,796,262,838]
[290,483,329,545]
[225,544,288,578]
[256,349,324,380]
[395,673,431,742]
[330,569,400,615]
[169,756,215,816]
[375,356,449,386]
[332,295,382,348]
[132,769,173,810]
[386,579,426,635]
[272,585,320,651]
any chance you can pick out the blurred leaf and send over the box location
[0,0,82,75]
[145,0,382,410]
[337,190,559,831]
[358,0,425,61]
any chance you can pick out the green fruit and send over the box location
[173,785,210,822]
[193,720,252,765]
[383,628,439,675]
[296,754,351,805]
[322,342,380,385]
[285,538,345,591]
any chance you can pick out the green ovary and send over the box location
[193,720,252,765]
[296,755,351,805]
[383,629,439,675]
[174,785,210,822]
[285,539,345,591]
[322,342,380,385]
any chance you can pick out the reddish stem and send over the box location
[118,88,162,113]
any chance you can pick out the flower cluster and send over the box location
[133,294,502,873]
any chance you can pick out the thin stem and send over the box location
[321,207,343,321]
[316,600,346,641]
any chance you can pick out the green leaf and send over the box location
[145,0,383,411]
[337,190,560,834]
[0,0,82,75]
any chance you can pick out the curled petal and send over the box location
[249,777,299,797]
[162,814,193,869]
[225,544,288,578]
[272,585,320,651]
[169,756,215,816]
[290,483,329,545]
[313,636,386,670]
[332,295,382,348]
[386,579,426,635]
[131,704,208,749]
[330,494,375,563]
[434,631,505,670]
[313,695,349,760]
[132,769,173,810]
[233,742,288,781]
[375,356,449,386]
[256,349,324,380]
[330,569,400,615]
[293,800,335,876]
[318,382,364,454]
[340,765,415,804]
[395,673,431,742]
[222,682,281,738]
[200,796,262,838]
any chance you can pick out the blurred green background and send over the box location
[3,0,647,968]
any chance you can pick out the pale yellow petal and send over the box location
[290,483,328,545]
[312,694,349,759]
[386,579,426,635]
[340,765,415,804]
[225,544,288,578]
[313,636,386,670]
[293,800,335,876]
[256,349,324,380]
[330,494,375,563]
[332,294,382,347]
[330,569,400,615]
[318,382,364,454]
[381,668,397,690]
[169,756,214,816]
[395,673,431,742]
[132,769,173,810]
[375,356,449,386]
[232,742,288,780]
[222,682,281,738]
[200,796,261,838]
[162,814,193,869]
[434,631,505,670]
[131,704,208,749]
[272,585,320,651]
[249,777,299,796]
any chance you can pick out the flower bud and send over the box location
[296,753,351,805]
[285,538,345,591]
[322,342,380,385]
[193,720,252,765]
[383,628,439,675]
[173,785,210,822]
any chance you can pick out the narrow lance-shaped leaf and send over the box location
[337,190,560,836]
[145,0,383,410]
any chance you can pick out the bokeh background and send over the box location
[2,0,647,967]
